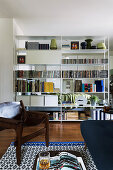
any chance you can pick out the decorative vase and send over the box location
[50,39,57,50]
[81,42,87,49]
[85,39,93,49]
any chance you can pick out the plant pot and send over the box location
[91,100,96,106]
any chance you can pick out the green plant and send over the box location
[90,95,99,103]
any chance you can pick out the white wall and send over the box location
[0,18,13,102]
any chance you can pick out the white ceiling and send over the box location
[0,0,113,49]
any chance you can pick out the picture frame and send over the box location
[71,41,79,50]
[17,55,25,64]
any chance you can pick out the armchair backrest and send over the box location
[0,100,25,120]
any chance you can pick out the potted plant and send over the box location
[90,95,99,106]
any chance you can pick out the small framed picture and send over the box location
[17,55,25,64]
[71,41,79,50]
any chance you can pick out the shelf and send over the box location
[16,35,61,40]
[62,104,104,108]
[62,64,108,66]
[62,49,108,54]
[16,48,108,54]
[49,119,85,122]
[62,78,108,79]
[61,120,84,122]
[62,92,108,94]
[16,78,61,80]
[15,92,60,95]
[14,35,109,115]
[15,63,61,66]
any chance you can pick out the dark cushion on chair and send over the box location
[81,120,113,170]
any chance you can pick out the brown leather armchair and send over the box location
[0,100,49,165]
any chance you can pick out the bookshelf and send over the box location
[14,36,109,121]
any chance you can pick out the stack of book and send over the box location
[74,80,82,92]
[16,70,61,78]
[95,80,104,92]
[82,84,96,92]
[79,112,87,120]
[44,82,53,92]
[53,112,60,120]
[64,112,78,120]
[15,80,54,93]
[62,70,108,78]
[62,58,108,64]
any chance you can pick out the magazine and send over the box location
[36,152,86,170]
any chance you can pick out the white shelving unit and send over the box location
[14,35,109,122]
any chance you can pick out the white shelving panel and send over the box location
[14,35,109,122]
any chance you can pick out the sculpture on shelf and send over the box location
[85,39,93,49]
[50,39,57,50]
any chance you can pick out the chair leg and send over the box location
[45,118,49,147]
[15,124,23,165]
[84,142,87,150]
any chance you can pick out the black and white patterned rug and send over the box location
[0,142,97,170]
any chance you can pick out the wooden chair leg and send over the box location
[45,118,49,147]
[84,142,87,150]
[15,124,23,165]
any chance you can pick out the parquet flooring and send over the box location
[0,122,83,158]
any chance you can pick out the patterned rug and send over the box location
[0,142,97,170]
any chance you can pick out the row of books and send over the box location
[15,70,61,78]
[82,84,96,92]
[62,70,108,78]
[63,112,79,120]
[52,112,87,121]
[91,109,112,120]
[74,80,104,92]
[62,112,88,120]
[16,69,108,79]
[52,112,61,120]
[15,80,54,92]
[25,41,49,50]
[62,58,108,64]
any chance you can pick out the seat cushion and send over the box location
[81,120,113,170]
[0,102,20,119]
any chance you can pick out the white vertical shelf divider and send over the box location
[108,36,110,103]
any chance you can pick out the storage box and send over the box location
[31,96,44,106]
[45,95,58,106]
[25,41,39,50]
[16,96,30,106]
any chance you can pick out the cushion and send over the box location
[0,102,20,119]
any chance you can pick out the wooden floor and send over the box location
[0,122,83,158]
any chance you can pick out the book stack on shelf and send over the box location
[16,70,61,78]
[63,112,79,121]
[95,80,104,92]
[62,70,108,78]
[62,58,108,64]
[53,112,61,120]
[79,112,87,120]
[91,109,111,120]
[15,80,54,93]
[25,41,49,50]
[82,84,96,92]
[65,80,103,93]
